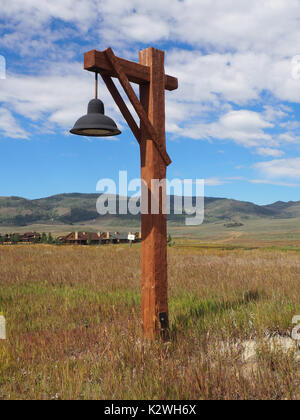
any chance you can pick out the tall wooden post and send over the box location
[139,48,169,340]
[83,47,177,340]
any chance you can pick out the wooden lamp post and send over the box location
[71,47,178,339]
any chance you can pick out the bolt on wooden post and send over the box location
[83,47,178,339]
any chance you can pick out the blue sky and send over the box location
[1,0,300,205]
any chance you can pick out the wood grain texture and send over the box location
[104,48,171,167]
[139,47,169,340]
[84,49,178,91]
[100,74,141,144]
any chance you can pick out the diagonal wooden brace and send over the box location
[100,74,141,145]
[104,48,172,167]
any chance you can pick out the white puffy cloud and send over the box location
[277,132,300,143]
[255,158,300,179]
[0,108,28,138]
[214,110,274,146]
[256,148,285,157]
[173,109,276,148]
[1,0,97,26]
[119,15,169,43]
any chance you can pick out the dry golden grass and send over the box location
[0,244,299,400]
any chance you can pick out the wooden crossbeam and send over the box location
[84,49,178,92]
[100,74,141,145]
[104,48,172,167]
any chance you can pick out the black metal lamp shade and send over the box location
[70,99,121,137]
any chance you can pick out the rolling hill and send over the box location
[0,193,300,227]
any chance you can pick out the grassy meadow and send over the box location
[0,242,299,400]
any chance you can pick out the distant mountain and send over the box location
[263,201,300,218]
[0,193,300,227]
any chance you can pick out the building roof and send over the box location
[63,232,101,241]
[20,232,41,238]
[61,231,141,242]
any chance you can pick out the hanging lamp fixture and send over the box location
[70,73,121,137]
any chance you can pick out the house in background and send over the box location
[20,232,41,243]
[61,232,107,245]
[61,231,142,245]
[0,231,142,245]
[0,232,41,243]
